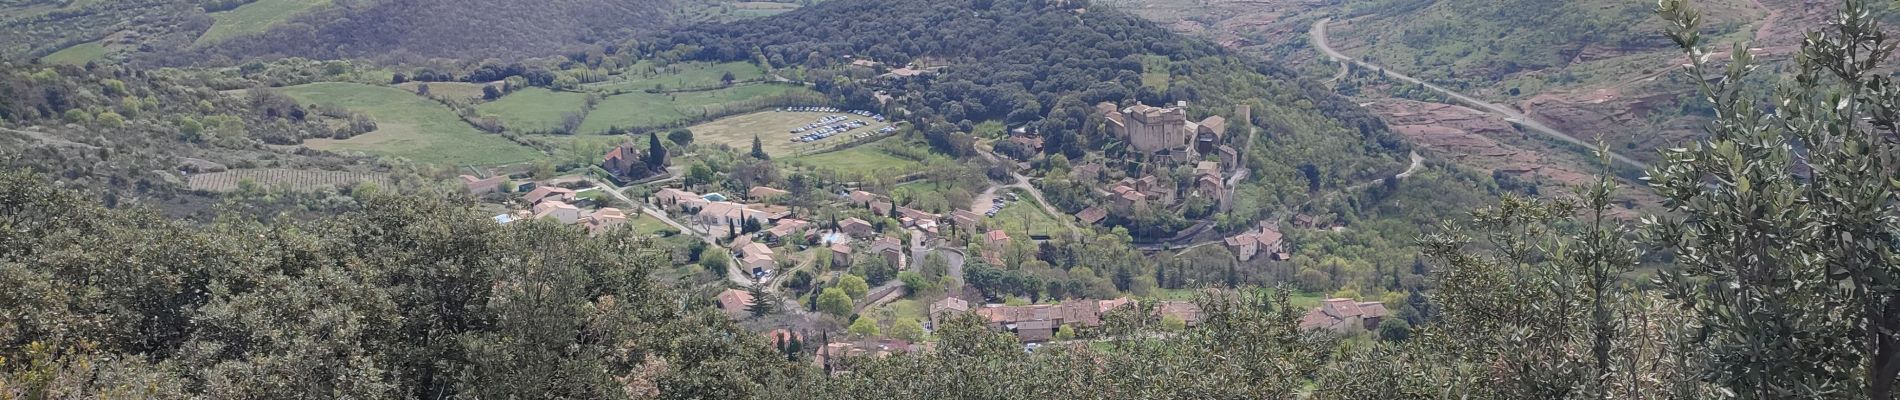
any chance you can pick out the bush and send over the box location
[668,129,695,146]
[898,271,929,295]
[818,288,853,317]
[890,319,925,341]
[839,274,869,299]
[849,315,880,337]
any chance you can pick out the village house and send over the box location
[765,219,811,242]
[1075,207,1108,226]
[895,206,939,226]
[1299,298,1389,333]
[870,201,893,217]
[1156,301,1205,328]
[984,229,1011,250]
[585,208,627,235]
[949,209,982,230]
[459,175,506,195]
[655,188,707,211]
[524,186,577,205]
[817,339,922,373]
[602,144,663,181]
[841,217,877,239]
[532,200,583,224]
[871,236,904,267]
[738,242,776,272]
[1217,145,1240,169]
[1224,224,1286,262]
[830,243,854,268]
[929,297,970,328]
[695,202,769,233]
[973,299,1125,342]
[847,190,880,207]
[715,288,754,319]
[749,186,790,201]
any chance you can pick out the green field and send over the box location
[985,188,1065,238]
[686,111,892,158]
[397,81,491,101]
[196,0,332,45]
[576,84,817,134]
[584,61,767,93]
[278,82,542,165]
[41,41,107,65]
[784,139,926,177]
[477,88,589,133]
[1140,55,1171,91]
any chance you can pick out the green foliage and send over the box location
[0,171,799,398]
[897,271,929,295]
[1053,324,1075,341]
[817,287,853,317]
[848,316,880,338]
[1643,0,1900,396]
[890,318,925,342]
[838,274,869,299]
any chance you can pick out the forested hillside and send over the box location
[662,0,1410,229]
[180,0,676,63]
[1334,0,1673,81]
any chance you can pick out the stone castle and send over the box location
[1100,101,1247,163]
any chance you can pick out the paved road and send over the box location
[586,177,784,299]
[1311,18,1648,170]
[974,148,1082,235]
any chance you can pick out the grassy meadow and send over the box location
[196,0,332,45]
[278,82,542,165]
[477,88,589,133]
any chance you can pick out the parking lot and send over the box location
[778,106,896,144]
[687,109,898,156]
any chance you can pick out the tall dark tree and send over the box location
[746,283,775,317]
[647,132,669,173]
[750,135,770,160]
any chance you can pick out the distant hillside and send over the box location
[2,0,814,66]
[1334,0,1677,82]
[177,0,676,63]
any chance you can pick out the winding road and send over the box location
[1310,18,1648,170]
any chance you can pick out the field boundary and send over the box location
[187,168,391,192]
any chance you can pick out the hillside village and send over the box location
[460,94,1392,360]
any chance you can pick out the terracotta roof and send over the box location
[871,237,903,254]
[849,190,879,205]
[767,219,811,238]
[741,242,774,258]
[1156,301,1203,327]
[716,289,753,317]
[830,243,854,255]
[750,186,790,199]
[896,206,939,222]
[1098,297,1136,313]
[931,297,969,314]
[1299,298,1387,332]
[1199,115,1226,136]
[524,186,577,204]
[1075,207,1108,225]
[842,218,876,236]
[986,229,1011,243]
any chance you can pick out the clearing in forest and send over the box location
[584,61,767,93]
[477,88,589,133]
[41,41,107,65]
[279,82,543,166]
[686,111,893,157]
[576,83,820,134]
[196,0,333,45]
[782,137,927,178]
